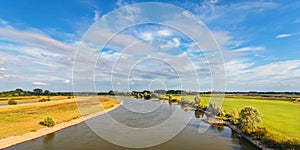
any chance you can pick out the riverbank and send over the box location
[0,101,122,149]
[195,107,269,150]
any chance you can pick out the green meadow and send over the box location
[177,95,300,139]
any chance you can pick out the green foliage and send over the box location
[144,94,151,100]
[251,126,267,140]
[258,127,300,149]
[39,117,56,127]
[168,95,172,101]
[38,98,50,102]
[150,93,159,98]
[181,97,185,101]
[207,102,223,116]
[238,106,262,134]
[194,95,200,104]
[8,99,17,105]
[230,108,239,125]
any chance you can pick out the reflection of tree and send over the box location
[217,125,224,132]
[194,110,204,118]
[43,133,55,144]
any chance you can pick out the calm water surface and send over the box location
[6,98,258,150]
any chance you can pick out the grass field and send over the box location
[0,96,120,139]
[170,94,300,139]
[0,96,72,104]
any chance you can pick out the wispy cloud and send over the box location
[93,10,100,22]
[33,82,47,86]
[0,27,75,53]
[232,46,264,52]
[3,74,18,78]
[186,1,279,24]
[63,79,70,84]
[276,33,292,38]
[0,18,8,25]
[0,67,6,73]
[225,59,300,91]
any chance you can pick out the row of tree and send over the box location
[0,89,72,97]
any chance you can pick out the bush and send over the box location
[238,106,261,134]
[38,98,50,102]
[144,94,151,100]
[198,104,207,110]
[260,128,300,149]
[230,108,239,125]
[207,102,223,116]
[194,96,200,104]
[39,117,56,127]
[8,99,17,105]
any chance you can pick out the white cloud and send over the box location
[173,38,180,47]
[116,0,130,7]
[32,82,47,86]
[0,58,6,64]
[3,74,18,78]
[232,46,264,52]
[140,32,153,41]
[63,79,70,83]
[159,38,181,49]
[0,27,75,53]
[0,19,8,25]
[0,67,6,72]
[188,1,278,25]
[93,10,100,22]
[157,30,172,36]
[276,33,292,38]
[225,59,300,91]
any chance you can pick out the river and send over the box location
[6,98,258,150]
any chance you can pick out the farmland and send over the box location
[0,96,120,139]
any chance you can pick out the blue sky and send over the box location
[0,0,299,92]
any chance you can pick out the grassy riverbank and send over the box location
[0,96,120,139]
[172,94,300,139]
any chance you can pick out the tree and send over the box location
[194,95,201,105]
[238,106,262,134]
[33,88,43,95]
[230,108,239,125]
[108,90,115,95]
[207,102,222,116]
[44,90,50,95]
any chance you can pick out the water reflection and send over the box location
[43,133,55,144]
[194,110,204,118]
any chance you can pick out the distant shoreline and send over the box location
[0,101,122,149]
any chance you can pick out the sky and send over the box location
[0,0,299,92]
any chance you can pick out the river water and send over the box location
[6,98,258,150]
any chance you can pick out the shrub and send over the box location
[238,106,261,134]
[194,96,200,104]
[39,117,56,127]
[230,108,239,125]
[144,94,151,100]
[8,99,17,105]
[168,95,172,101]
[198,104,207,110]
[38,98,50,102]
[207,102,223,116]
